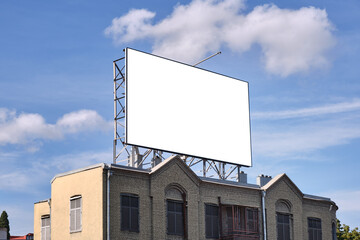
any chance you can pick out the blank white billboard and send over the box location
[125,48,252,166]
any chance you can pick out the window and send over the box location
[277,213,291,240]
[205,204,219,238]
[41,216,50,240]
[247,208,259,233]
[167,200,184,236]
[276,199,292,240]
[121,194,139,232]
[70,196,82,232]
[220,205,259,238]
[308,218,322,240]
[332,222,337,240]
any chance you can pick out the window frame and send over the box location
[70,195,82,233]
[41,215,50,240]
[205,204,219,239]
[276,212,292,240]
[167,199,185,236]
[308,217,322,240]
[120,193,140,232]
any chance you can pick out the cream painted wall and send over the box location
[34,201,50,240]
[50,166,104,240]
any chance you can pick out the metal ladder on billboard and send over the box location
[113,51,243,181]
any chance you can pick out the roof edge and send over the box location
[50,163,105,184]
[34,198,50,204]
[200,176,260,190]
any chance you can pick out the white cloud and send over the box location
[252,99,360,120]
[0,109,111,147]
[105,0,335,76]
[0,172,30,190]
[57,109,110,133]
[251,99,360,157]
[253,122,360,157]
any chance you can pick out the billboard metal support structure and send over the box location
[113,56,163,167]
[113,51,245,181]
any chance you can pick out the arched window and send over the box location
[165,184,186,237]
[332,221,337,240]
[276,199,293,240]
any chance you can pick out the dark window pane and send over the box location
[278,225,284,240]
[176,202,183,213]
[176,213,184,235]
[308,218,322,240]
[122,195,130,207]
[131,208,139,231]
[205,205,211,215]
[168,212,175,233]
[168,201,175,211]
[131,196,138,208]
[277,213,291,240]
[167,200,184,236]
[121,195,139,232]
[121,207,130,230]
[205,215,212,237]
[213,216,219,237]
[284,215,290,224]
[284,224,290,239]
[205,204,219,238]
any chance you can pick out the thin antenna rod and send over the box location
[193,51,221,67]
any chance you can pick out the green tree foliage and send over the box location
[0,211,10,240]
[337,219,360,240]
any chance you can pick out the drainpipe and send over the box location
[261,190,267,240]
[107,166,112,240]
[48,199,51,238]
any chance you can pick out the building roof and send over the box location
[34,198,50,205]
[10,233,33,239]
[51,163,106,183]
[49,155,336,206]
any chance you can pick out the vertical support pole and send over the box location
[203,159,206,177]
[218,162,222,179]
[130,146,141,167]
[113,61,117,164]
[222,163,226,180]
[130,146,135,167]
[237,166,241,183]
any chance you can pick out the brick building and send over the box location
[34,155,337,240]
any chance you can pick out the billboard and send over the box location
[125,48,252,166]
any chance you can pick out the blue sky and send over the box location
[0,0,359,235]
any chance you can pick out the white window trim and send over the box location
[70,196,82,233]
[41,215,50,240]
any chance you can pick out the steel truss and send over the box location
[113,53,245,181]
